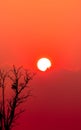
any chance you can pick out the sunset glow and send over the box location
[0,0,81,130]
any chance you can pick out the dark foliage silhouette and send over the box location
[0,65,34,130]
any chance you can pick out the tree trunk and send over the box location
[0,118,2,130]
[4,125,10,130]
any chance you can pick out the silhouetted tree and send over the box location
[0,65,34,130]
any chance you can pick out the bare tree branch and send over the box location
[0,66,34,130]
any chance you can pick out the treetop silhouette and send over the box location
[0,65,34,130]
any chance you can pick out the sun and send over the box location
[37,58,52,71]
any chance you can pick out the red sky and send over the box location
[0,0,81,130]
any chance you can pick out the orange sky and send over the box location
[0,1,81,130]
[0,0,81,70]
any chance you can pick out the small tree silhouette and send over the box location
[0,65,34,130]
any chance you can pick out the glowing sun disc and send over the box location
[37,58,51,71]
